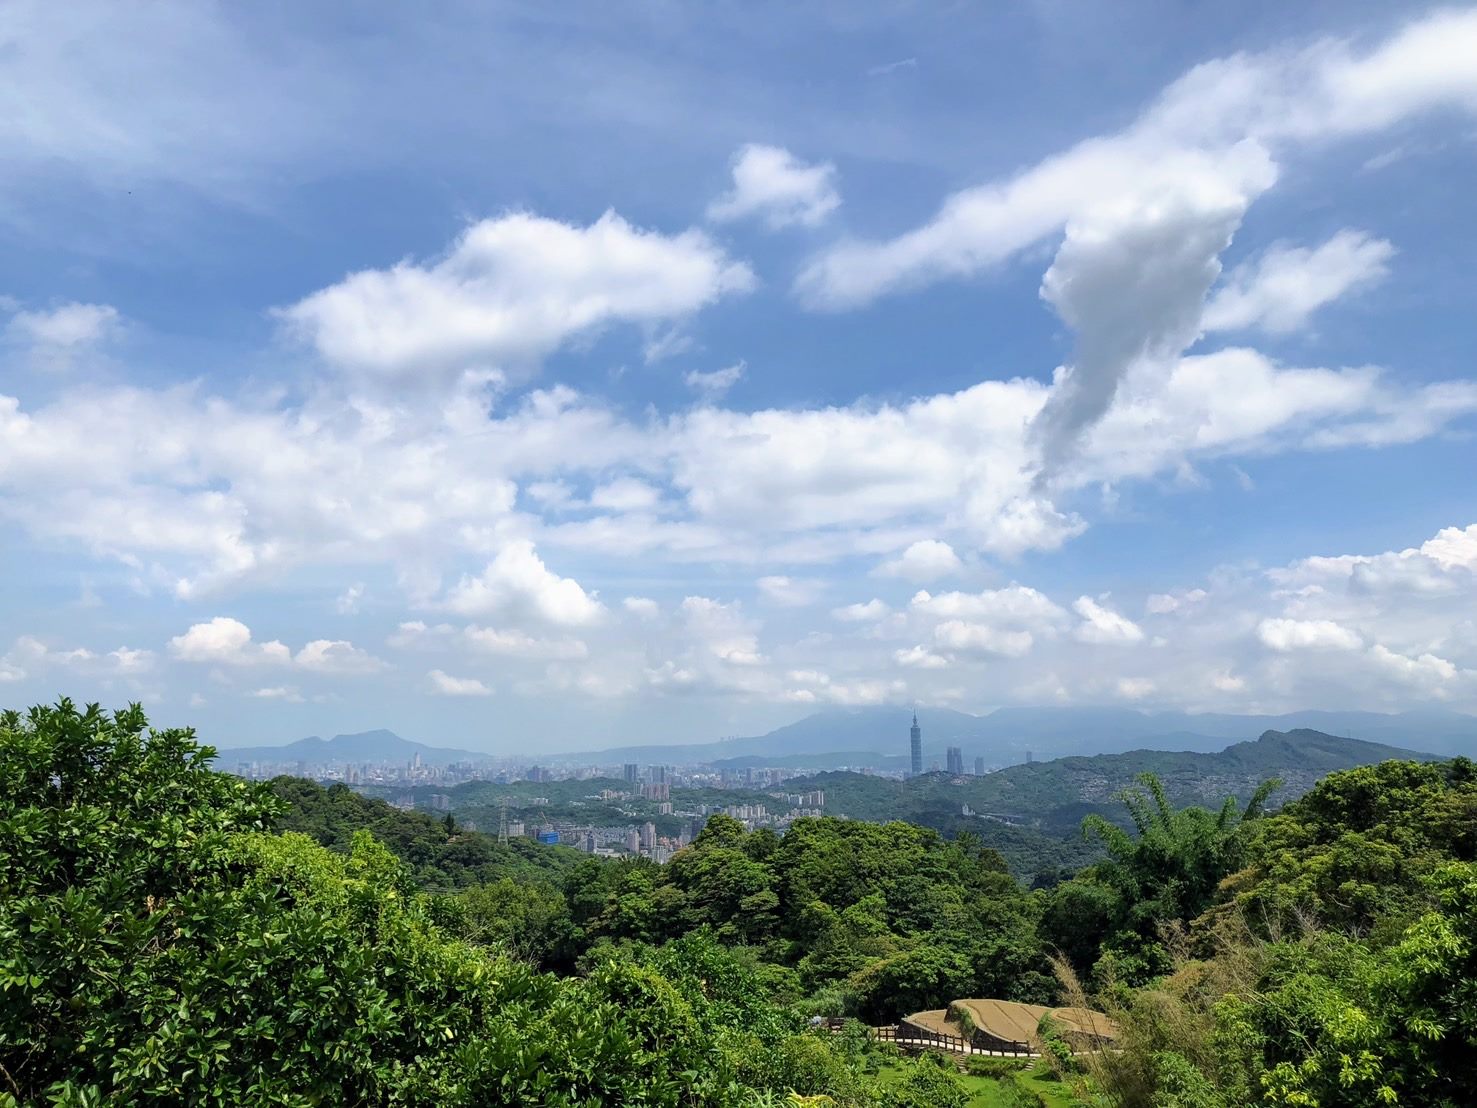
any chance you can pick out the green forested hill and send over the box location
[787,729,1431,878]
[269,776,585,890]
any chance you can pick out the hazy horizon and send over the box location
[211,701,1477,758]
[3,3,1476,749]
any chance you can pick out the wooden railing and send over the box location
[861,1023,1036,1058]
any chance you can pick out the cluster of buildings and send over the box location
[909,715,998,779]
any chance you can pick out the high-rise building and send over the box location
[909,712,923,777]
[623,763,639,783]
[946,746,964,775]
[974,756,985,776]
[640,821,656,850]
[649,765,667,784]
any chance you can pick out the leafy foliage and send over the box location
[1073,757,1477,1107]
[0,701,883,1106]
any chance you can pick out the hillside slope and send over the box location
[794,728,1437,875]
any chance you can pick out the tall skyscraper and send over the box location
[623,763,639,783]
[909,712,922,777]
[946,746,964,775]
[974,755,985,776]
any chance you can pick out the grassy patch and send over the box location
[873,1060,1090,1108]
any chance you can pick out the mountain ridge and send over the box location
[214,729,487,767]
[574,705,1477,763]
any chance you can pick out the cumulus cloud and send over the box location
[1116,677,1156,700]
[428,669,491,696]
[251,686,303,702]
[168,617,383,674]
[934,620,1035,657]
[1257,617,1363,652]
[442,541,604,626]
[463,625,588,660]
[833,599,890,622]
[1073,597,1145,644]
[684,361,745,399]
[894,645,949,669]
[707,144,840,229]
[795,9,1477,311]
[1366,643,1459,687]
[168,617,291,665]
[679,595,764,666]
[6,301,120,359]
[0,635,122,682]
[791,10,1477,472]
[757,575,822,607]
[1031,168,1266,475]
[279,210,754,384]
[914,585,1068,628]
[293,638,385,674]
[1204,230,1395,334]
[622,597,660,619]
[1146,588,1207,614]
[588,478,662,513]
[335,583,365,614]
[874,539,963,582]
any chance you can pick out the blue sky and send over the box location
[1,1,1475,752]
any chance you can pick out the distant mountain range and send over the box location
[214,729,487,768]
[214,705,1477,771]
[581,705,1477,764]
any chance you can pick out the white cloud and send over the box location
[874,539,963,582]
[1257,617,1363,652]
[108,647,154,673]
[1366,643,1459,688]
[1032,164,1266,474]
[622,597,660,619]
[894,644,950,669]
[279,210,754,384]
[757,575,822,607]
[463,625,588,660]
[167,617,382,675]
[0,635,112,681]
[1073,597,1145,644]
[684,361,745,399]
[796,9,1477,311]
[1116,677,1157,700]
[707,144,840,229]
[442,541,604,626]
[7,302,119,355]
[169,617,291,665]
[933,620,1035,657]
[1204,230,1395,334]
[679,595,765,666]
[1421,524,1477,571]
[1146,588,1207,614]
[335,583,365,614]
[251,686,303,702]
[428,669,492,696]
[293,638,385,674]
[588,478,662,513]
[833,599,890,622]
[790,10,1477,473]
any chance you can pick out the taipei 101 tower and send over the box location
[909,712,922,777]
